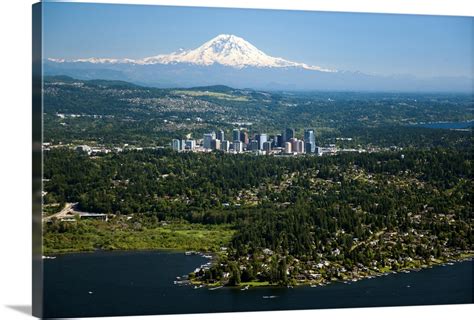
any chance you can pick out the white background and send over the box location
[0,1,472,319]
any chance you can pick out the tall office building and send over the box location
[284,142,292,154]
[290,138,298,153]
[203,133,214,149]
[297,140,305,154]
[276,134,283,147]
[217,130,225,142]
[304,129,316,153]
[256,133,267,150]
[221,140,230,152]
[172,139,181,151]
[233,140,243,153]
[240,131,249,145]
[248,139,259,151]
[211,139,221,151]
[232,129,241,142]
[263,141,272,152]
[283,128,295,142]
[305,142,313,154]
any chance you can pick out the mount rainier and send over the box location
[45,34,471,92]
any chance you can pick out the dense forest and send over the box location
[42,76,473,286]
[44,145,473,284]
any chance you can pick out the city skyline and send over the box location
[172,127,321,155]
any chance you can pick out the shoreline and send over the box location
[42,247,473,290]
[42,247,217,258]
[188,253,474,290]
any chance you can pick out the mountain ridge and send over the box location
[48,34,334,72]
[44,34,473,92]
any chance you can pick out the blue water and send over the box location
[414,120,473,129]
[43,251,473,318]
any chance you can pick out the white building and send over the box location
[233,141,243,153]
[296,140,305,154]
[221,140,230,152]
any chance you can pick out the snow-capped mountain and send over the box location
[44,34,472,92]
[48,34,334,72]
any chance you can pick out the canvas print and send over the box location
[33,1,473,318]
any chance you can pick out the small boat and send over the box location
[240,285,249,291]
[263,295,277,299]
[209,285,223,291]
[88,291,93,295]
[42,256,56,260]
[310,284,318,288]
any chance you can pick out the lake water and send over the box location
[413,120,473,129]
[43,250,473,318]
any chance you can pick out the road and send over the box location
[43,202,77,222]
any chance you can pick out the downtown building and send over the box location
[232,128,241,142]
[304,129,316,153]
[203,132,216,149]
[283,128,295,143]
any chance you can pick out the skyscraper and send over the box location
[290,138,299,154]
[240,131,249,145]
[256,133,267,150]
[217,130,225,141]
[248,139,259,151]
[263,141,272,152]
[276,134,283,148]
[232,129,241,142]
[284,142,292,154]
[203,133,214,149]
[304,129,316,153]
[221,140,230,152]
[283,128,295,142]
[211,139,221,151]
[297,140,305,154]
[233,140,243,153]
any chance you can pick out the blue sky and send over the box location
[43,2,473,78]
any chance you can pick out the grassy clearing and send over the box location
[171,90,249,101]
[43,220,234,255]
[239,281,271,287]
